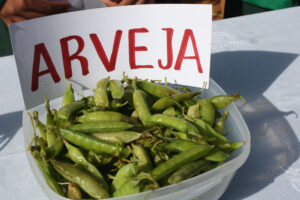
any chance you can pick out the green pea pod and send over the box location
[132,144,153,172]
[69,122,133,133]
[132,80,151,125]
[164,139,201,153]
[148,114,200,136]
[112,163,139,191]
[33,111,46,141]
[46,126,58,147]
[110,80,125,99]
[131,110,139,119]
[113,179,140,197]
[45,97,55,127]
[91,131,141,144]
[58,101,85,120]
[184,116,228,144]
[62,82,75,107]
[151,144,213,180]
[64,140,108,191]
[137,80,180,98]
[162,107,176,117]
[214,108,229,134]
[77,111,130,123]
[94,77,110,108]
[151,97,176,111]
[199,99,215,126]
[172,91,201,102]
[47,136,64,159]
[187,104,200,118]
[31,150,64,196]
[51,160,109,199]
[167,160,209,184]
[60,129,130,158]
[228,141,245,154]
[67,183,82,200]
[194,94,243,110]
[204,149,229,162]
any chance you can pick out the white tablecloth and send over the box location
[1,6,300,200]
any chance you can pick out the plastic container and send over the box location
[22,78,251,200]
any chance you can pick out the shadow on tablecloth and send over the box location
[211,51,300,200]
[0,110,23,151]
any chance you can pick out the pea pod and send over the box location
[199,99,215,126]
[214,108,229,134]
[62,82,75,107]
[137,80,180,98]
[187,103,200,118]
[110,80,125,99]
[51,160,109,199]
[204,149,229,162]
[164,139,202,153]
[132,79,151,125]
[172,91,201,102]
[113,179,140,197]
[64,140,108,191]
[165,130,206,144]
[112,163,139,191]
[148,114,200,136]
[132,144,152,172]
[77,111,130,123]
[60,129,130,157]
[151,144,213,180]
[91,131,141,144]
[94,77,110,108]
[33,111,46,141]
[69,122,133,133]
[167,160,209,184]
[151,97,176,111]
[58,101,85,120]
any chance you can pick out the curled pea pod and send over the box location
[60,129,130,157]
[31,150,64,196]
[58,101,85,120]
[162,107,176,117]
[112,163,139,192]
[184,115,228,144]
[164,139,202,153]
[51,160,109,199]
[132,79,152,125]
[148,114,200,136]
[69,122,133,133]
[167,160,209,184]
[94,77,110,108]
[62,82,75,107]
[77,111,130,123]
[151,144,214,180]
[137,80,180,98]
[64,140,109,191]
[214,108,229,134]
[91,131,142,144]
[33,111,46,141]
[204,148,229,162]
[132,144,153,172]
[110,80,125,99]
[67,183,82,200]
[199,99,215,126]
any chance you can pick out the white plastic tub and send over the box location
[23,78,251,200]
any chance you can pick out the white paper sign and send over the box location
[10,4,212,109]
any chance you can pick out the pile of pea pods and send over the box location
[28,76,245,200]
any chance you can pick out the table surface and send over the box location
[1,6,300,200]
